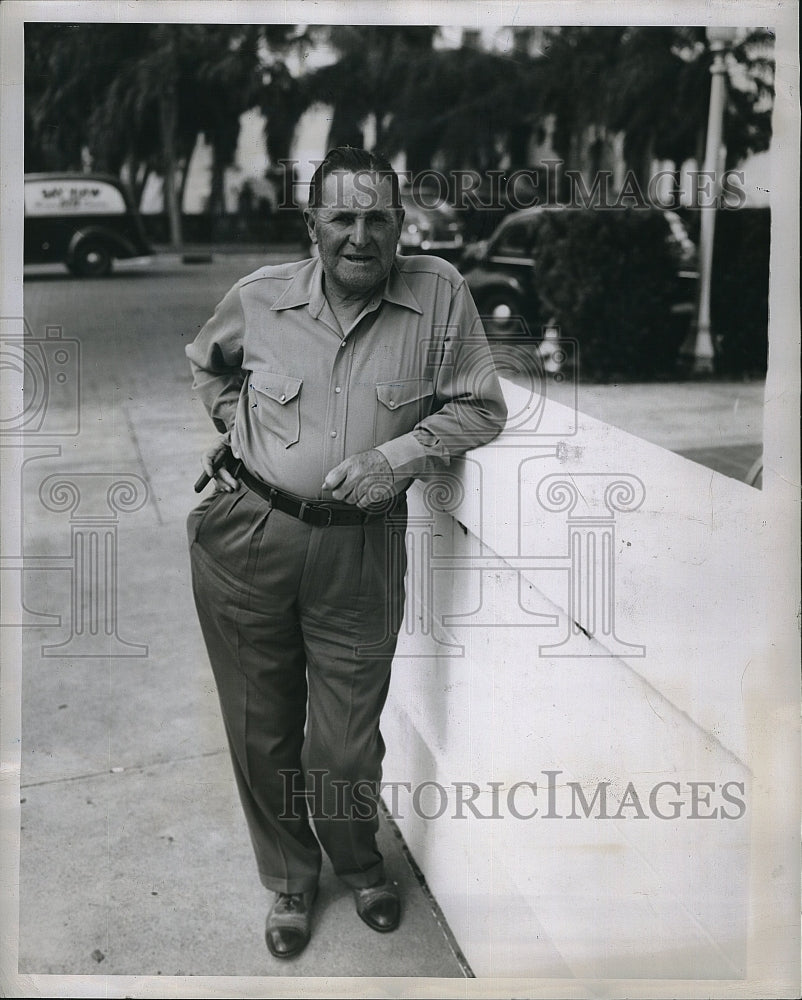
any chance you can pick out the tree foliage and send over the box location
[25,23,264,245]
[387,44,536,172]
[302,27,437,152]
[536,26,775,187]
[533,27,625,176]
[25,22,776,229]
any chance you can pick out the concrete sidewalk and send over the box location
[514,368,764,480]
[17,502,470,979]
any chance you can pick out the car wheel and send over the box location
[67,240,114,277]
[477,290,530,339]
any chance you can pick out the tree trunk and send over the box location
[208,144,227,241]
[156,27,183,250]
[129,159,150,207]
[159,92,183,249]
[176,161,188,218]
[373,110,385,152]
[208,141,226,219]
[405,136,436,176]
[640,135,654,193]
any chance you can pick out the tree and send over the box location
[25,23,150,173]
[256,24,316,211]
[608,27,774,188]
[25,23,265,247]
[188,26,263,221]
[291,27,537,178]
[303,27,437,153]
[533,26,626,192]
[719,28,775,167]
[90,24,264,245]
[26,23,187,245]
[608,27,703,188]
[534,26,775,196]
[90,24,187,248]
[386,43,537,174]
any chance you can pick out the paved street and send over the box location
[12,251,764,980]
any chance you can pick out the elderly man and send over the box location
[186,146,506,959]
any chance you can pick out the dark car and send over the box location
[397,188,464,262]
[460,205,698,339]
[24,172,152,276]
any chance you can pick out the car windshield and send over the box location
[491,219,533,257]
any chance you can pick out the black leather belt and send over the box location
[239,466,374,527]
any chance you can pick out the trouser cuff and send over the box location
[337,860,385,890]
[260,872,320,895]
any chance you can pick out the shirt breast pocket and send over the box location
[248,371,302,448]
[374,378,434,446]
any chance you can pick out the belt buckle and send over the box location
[298,500,333,528]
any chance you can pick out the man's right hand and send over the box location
[201,439,240,493]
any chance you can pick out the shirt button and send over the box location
[334,386,341,394]
[388,400,396,408]
[279,393,286,402]
[340,340,347,349]
[330,430,337,438]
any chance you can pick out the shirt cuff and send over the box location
[375,431,445,480]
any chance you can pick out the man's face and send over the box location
[304,170,404,300]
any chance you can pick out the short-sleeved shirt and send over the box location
[186,254,507,499]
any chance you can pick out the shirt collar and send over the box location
[383,262,424,314]
[271,257,423,316]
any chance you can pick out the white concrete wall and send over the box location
[381,377,794,985]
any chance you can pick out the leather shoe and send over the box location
[354,880,401,932]
[265,888,317,958]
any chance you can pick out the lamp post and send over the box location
[681,25,738,375]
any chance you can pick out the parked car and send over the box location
[397,188,464,261]
[460,205,698,339]
[24,172,152,276]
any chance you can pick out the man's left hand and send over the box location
[323,449,395,509]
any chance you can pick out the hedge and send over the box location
[709,207,770,377]
[530,209,686,380]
